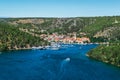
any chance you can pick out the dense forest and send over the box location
[87,43,120,67]
[0,22,49,51]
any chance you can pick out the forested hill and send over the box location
[87,43,120,67]
[0,16,120,51]
[1,16,120,42]
[0,22,48,51]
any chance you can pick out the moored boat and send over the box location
[50,42,60,50]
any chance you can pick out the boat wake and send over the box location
[57,58,70,80]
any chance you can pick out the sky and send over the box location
[0,0,120,17]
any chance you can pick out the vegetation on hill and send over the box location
[87,43,120,67]
[1,16,119,42]
[0,22,49,51]
[85,16,120,67]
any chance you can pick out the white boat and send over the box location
[45,45,51,49]
[32,46,37,50]
[38,46,45,50]
[65,58,70,61]
[32,46,45,50]
[50,42,60,50]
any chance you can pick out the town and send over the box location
[40,33,90,44]
[19,28,90,45]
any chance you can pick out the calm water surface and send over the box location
[0,44,120,80]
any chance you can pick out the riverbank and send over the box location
[87,44,120,67]
[0,46,46,52]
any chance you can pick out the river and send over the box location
[0,44,120,80]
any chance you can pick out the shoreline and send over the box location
[0,43,98,52]
[1,42,111,52]
[87,54,120,68]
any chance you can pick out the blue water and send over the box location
[0,44,120,80]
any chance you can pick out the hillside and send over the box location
[0,16,120,52]
[0,22,49,51]
[0,16,120,42]
[87,43,120,67]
